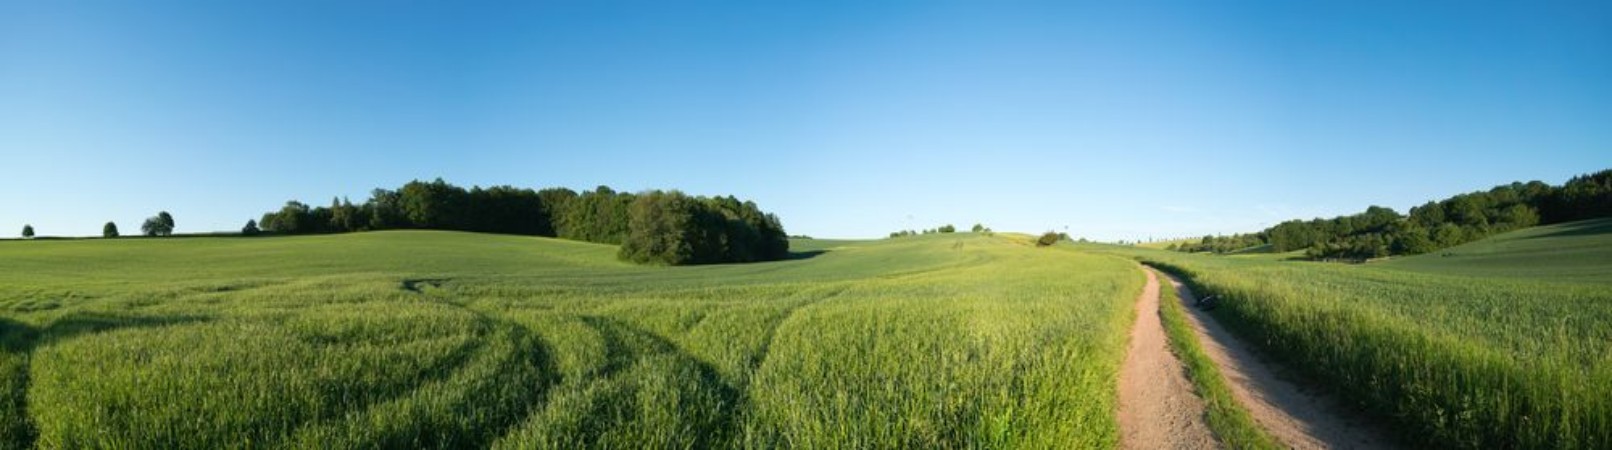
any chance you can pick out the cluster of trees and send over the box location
[1168,169,1612,261]
[1169,233,1267,254]
[618,190,789,265]
[256,179,789,265]
[1278,183,1549,260]
[888,224,960,238]
[259,180,559,237]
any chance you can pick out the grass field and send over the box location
[0,231,1138,448]
[1381,218,1612,283]
[1088,218,1612,449]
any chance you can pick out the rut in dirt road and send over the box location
[1154,267,1397,450]
[1117,267,1217,450]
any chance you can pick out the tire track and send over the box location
[748,285,847,372]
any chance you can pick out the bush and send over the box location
[1036,231,1060,247]
[103,222,119,238]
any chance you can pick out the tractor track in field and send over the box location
[749,285,848,372]
[1124,266,1397,449]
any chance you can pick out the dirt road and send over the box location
[1117,268,1217,449]
[1152,267,1395,449]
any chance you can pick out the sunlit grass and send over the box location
[0,231,1137,448]
[1088,220,1612,449]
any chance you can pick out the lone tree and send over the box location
[242,219,260,236]
[142,211,175,237]
[103,222,119,238]
[21,225,34,239]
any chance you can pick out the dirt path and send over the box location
[1153,268,1396,449]
[1117,268,1218,449]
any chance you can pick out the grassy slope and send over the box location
[1381,217,1612,283]
[1084,219,1612,449]
[0,231,1137,448]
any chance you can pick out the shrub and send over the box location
[1036,231,1060,247]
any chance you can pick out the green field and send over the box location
[0,231,1138,448]
[1089,218,1612,449]
[1380,218,1612,283]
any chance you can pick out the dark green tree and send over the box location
[559,186,634,244]
[330,197,361,232]
[366,189,407,230]
[1393,225,1435,255]
[21,225,34,239]
[260,201,311,234]
[619,190,697,265]
[537,187,578,237]
[242,219,261,236]
[103,221,119,238]
[399,178,469,230]
[142,212,175,237]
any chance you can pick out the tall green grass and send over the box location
[0,231,1137,448]
[1088,220,1612,449]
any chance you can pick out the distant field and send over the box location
[0,231,1137,448]
[1380,217,1612,283]
[1087,218,1612,449]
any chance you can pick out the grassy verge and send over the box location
[1149,267,1283,450]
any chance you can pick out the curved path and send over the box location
[1149,267,1396,449]
[1117,268,1217,449]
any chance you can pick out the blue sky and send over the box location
[2,1,1608,240]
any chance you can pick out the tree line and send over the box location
[1169,168,1612,260]
[888,223,998,238]
[256,179,789,265]
[888,224,956,238]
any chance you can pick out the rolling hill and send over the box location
[1380,218,1612,283]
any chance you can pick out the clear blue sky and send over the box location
[2,1,1608,240]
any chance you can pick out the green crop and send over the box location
[0,231,1137,448]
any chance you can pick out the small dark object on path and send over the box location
[1195,295,1218,310]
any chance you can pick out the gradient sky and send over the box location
[2,1,1608,240]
